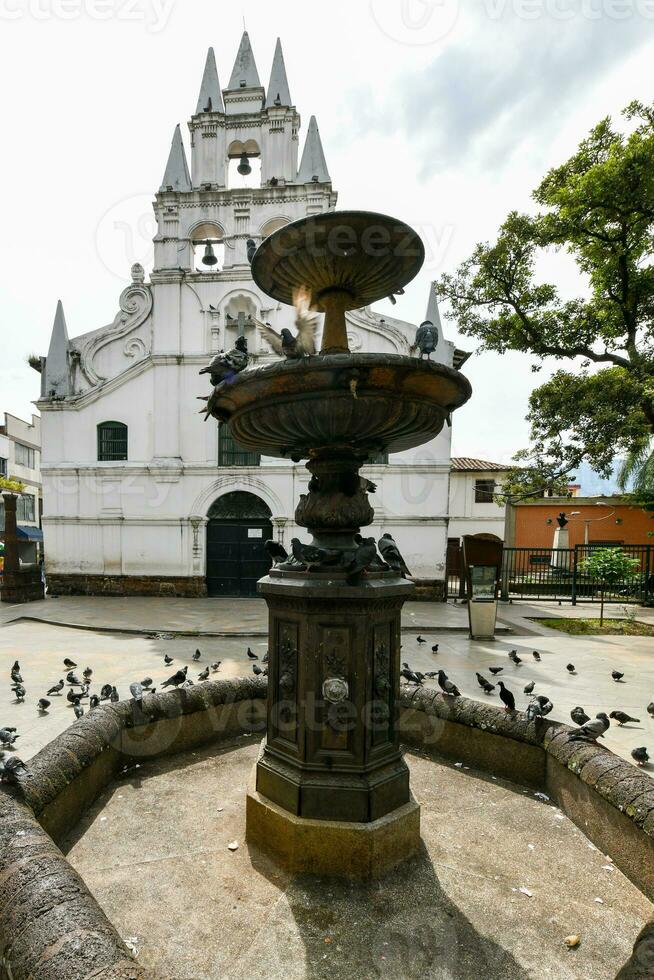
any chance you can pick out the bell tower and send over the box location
[152,33,336,277]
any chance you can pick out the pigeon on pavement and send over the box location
[193,649,202,661]
[211,662,221,672]
[532,651,541,662]
[247,648,258,660]
[198,667,210,681]
[47,680,64,696]
[523,681,535,695]
[63,659,77,669]
[612,671,625,682]
[489,666,503,676]
[37,698,51,713]
[566,664,576,675]
[164,655,174,666]
[631,747,650,766]
[648,702,654,718]
[609,711,640,726]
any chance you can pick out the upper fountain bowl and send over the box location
[251,210,425,313]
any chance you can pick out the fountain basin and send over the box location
[208,352,472,459]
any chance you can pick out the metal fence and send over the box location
[498,544,654,604]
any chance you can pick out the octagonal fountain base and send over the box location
[246,761,421,880]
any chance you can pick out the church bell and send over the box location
[237,152,252,176]
[201,241,218,267]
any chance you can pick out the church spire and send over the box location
[227,30,261,90]
[265,38,292,108]
[43,300,70,399]
[296,116,330,183]
[160,124,191,193]
[424,283,444,336]
[195,47,223,114]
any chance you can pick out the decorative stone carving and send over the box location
[79,280,153,387]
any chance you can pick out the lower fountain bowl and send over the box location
[207,353,472,459]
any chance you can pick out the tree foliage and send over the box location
[437,100,654,482]
[578,547,642,624]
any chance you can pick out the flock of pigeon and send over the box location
[2,647,260,785]
[401,638,652,768]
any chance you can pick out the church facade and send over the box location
[35,34,466,598]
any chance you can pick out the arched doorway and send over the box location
[206,491,273,597]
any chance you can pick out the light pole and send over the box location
[581,501,616,546]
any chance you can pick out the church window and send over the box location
[218,425,260,467]
[97,422,128,462]
[474,479,496,503]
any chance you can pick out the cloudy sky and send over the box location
[0,0,652,463]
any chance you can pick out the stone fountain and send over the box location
[204,211,472,877]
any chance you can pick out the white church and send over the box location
[35,33,469,598]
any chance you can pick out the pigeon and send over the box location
[100,684,113,701]
[199,336,248,386]
[291,538,330,572]
[130,682,144,704]
[417,636,426,645]
[73,703,84,719]
[211,662,221,672]
[570,712,610,741]
[410,320,439,360]
[346,536,379,582]
[246,238,257,264]
[609,711,640,726]
[476,672,491,689]
[566,664,576,675]
[247,648,258,660]
[262,652,269,663]
[67,688,81,704]
[83,668,93,679]
[534,695,554,716]
[192,649,202,662]
[532,651,541,662]
[257,287,319,359]
[89,695,100,709]
[437,670,460,697]
[66,671,82,686]
[497,681,515,712]
[198,667,210,681]
[400,667,423,686]
[526,701,543,722]
[523,681,535,695]
[10,670,22,685]
[648,703,654,718]
[141,678,154,689]
[110,687,119,703]
[264,540,288,566]
[378,534,412,577]
[63,658,77,669]
[489,666,503,676]
[47,680,64,696]
[164,655,174,666]
[431,644,439,654]
[508,650,522,665]
[252,664,263,676]
[0,729,18,746]
[571,706,590,726]
[612,671,625,682]
[37,698,51,713]
[12,686,26,702]
[0,754,28,784]
[162,667,188,688]
[11,661,19,673]
[631,746,650,766]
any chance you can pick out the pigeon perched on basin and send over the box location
[497,681,515,712]
[199,336,248,386]
[110,687,120,703]
[73,703,84,719]
[534,695,554,717]
[570,713,610,741]
[400,667,423,686]
[256,286,319,359]
[609,711,640,726]
[347,536,379,582]
[437,670,460,697]
[130,682,144,705]
[571,706,590,726]
[100,684,112,701]
[89,695,100,709]
[162,667,188,689]
[526,701,543,722]
[0,754,29,785]
[378,534,411,577]
[264,540,288,565]
[291,538,330,572]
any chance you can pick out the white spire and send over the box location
[296,116,330,183]
[227,30,261,90]
[265,38,292,108]
[195,47,224,114]
[424,283,444,337]
[43,300,70,398]
[159,124,191,193]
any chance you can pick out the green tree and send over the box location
[437,101,654,483]
[578,548,641,625]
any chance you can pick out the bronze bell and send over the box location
[201,241,218,267]
[237,152,252,176]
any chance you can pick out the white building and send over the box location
[0,413,43,562]
[447,458,510,545]
[35,34,468,598]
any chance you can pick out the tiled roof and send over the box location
[450,457,509,472]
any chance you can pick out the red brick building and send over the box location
[511,497,654,549]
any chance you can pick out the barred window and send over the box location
[474,479,496,503]
[97,421,128,461]
[0,457,6,476]
[218,426,260,467]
